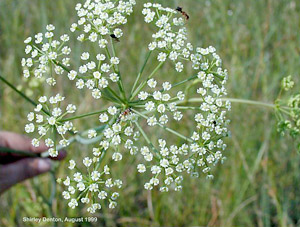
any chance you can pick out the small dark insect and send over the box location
[117,108,132,123]
[110,34,120,42]
[213,120,217,126]
[176,6,183,12]
[122,108,132,117]
[176,6,189,20]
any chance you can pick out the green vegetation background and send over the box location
[0,0,300,226]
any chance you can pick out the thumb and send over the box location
[0,158,51,194]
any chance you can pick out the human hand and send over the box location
[0,131,66,194]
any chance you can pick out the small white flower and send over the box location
[31,138,40,147]
[110,57,120,65]
[81,198,90,204]
[48,148,58,157]
[101,63,110,72]
[60,34,69,42]
[98,78,108,88]
[175,62,184,72]
[144,182,153,190]
[69,160,76,170]
[145,101,155,111]
[202,131,211,141]
[66,104,76,113]
[34,104,43,112]
[147,116,157,126]
[93,71,101,79]
[113,28,123,38]
[99,113,109,123]
[46,24,55,31]
[52,108,62,117]
[38,96,47,103]
[25,123,35,133]
[48,117,56,125]
[89,32,98,42]
[68,199,78,209]
[137,164,146,173]
[112,152,122,161]
[153,91,162,100]
[93,148,101,156]
[45,138,54,148]
[109,201,117,209]
[157,52,167,62]
[148,42,157,50]
[177,91,185,100]
[160,159,169,168]
[77,182,86,191]
[109,73,119,82]
[81,52,90,60]
[96,54,106,61]
[88,129,97,138]
[108,106,118,115]
[138,91,149,100]
[27,112,34,121]
[24,37,32,44]
[162,82,171,91]
[98,191,108,200]
[159,115,168,125]
[91,171,100,181]
[157,104,166,113]
[62,191,70,199]
[147,78,157,88]
[83,157,92,167]
[173,111,183,121]
[92,89,102,99]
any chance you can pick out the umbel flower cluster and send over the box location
[21,1,230,213]
[276,76,300,150]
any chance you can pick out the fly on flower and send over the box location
[110,34,120,42]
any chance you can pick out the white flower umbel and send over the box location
[22,0,231,213]
[24,94,76,157]
[22,25,71,85]
[62,158,122,213]
[69,0,136,101]
[136,139,185,192]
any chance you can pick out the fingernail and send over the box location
[37,158,51,172]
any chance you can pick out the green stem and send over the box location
[176,106,201,110]
[132,109,193,143]
[110,38,127,100]
[0,75,50,115]
[130,60,166,101]
[279,108,291,116]
[0,146,40,157]
[41,125,108,158]
[130,51,152,97]
[180,97,275,109]
[221,98,275,109]
[131,97,277,117]
[134,121,161,157]
[107,86,126,104]
[53,60,70,73]
[60,109,108,122]
[169,74,197,90]
[95,115,118,170]
[49,170,57,227]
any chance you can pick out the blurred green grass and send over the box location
[1,0,300,226]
